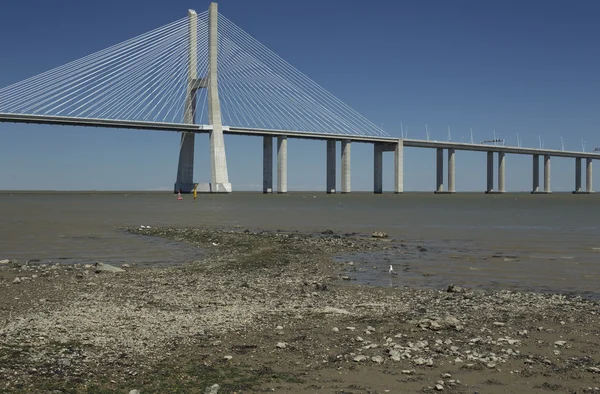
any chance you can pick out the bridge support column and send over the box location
[208,3,231,193]
[485,151,494,193]
[394,139,404,194]
[341,140,351,193]
[174,10,199,194]
[447,148,455,193]
[435,148,444,193]
[498,152,506,193]
[587,158,594,193]
[543,154,551,193]
[326,140,336,193]
[263,136,273,193]
[532,154,540,193]
[573,157,582,193]
[175,133,196,193]
[277,136,287,193]
[374,144,383,194]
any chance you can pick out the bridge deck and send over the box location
[1,113,599,159]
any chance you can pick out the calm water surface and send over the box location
[1,192,599,297]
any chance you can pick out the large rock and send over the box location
[320,306,351,315]
[447,284,465,293]
[416,316,463,331]
[371,231,388,239]
[94,262,125,273]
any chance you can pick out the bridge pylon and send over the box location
[175,3,231,193]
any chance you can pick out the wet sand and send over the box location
[1,227,600,393]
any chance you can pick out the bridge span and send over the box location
[0,3,597,194]
[1,112,597,194]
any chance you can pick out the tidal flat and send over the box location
[1,227,599,393]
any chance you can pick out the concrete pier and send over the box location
[574,157,582,193]
[174,10,198,193]
[486,151,494,193]
[341,140,351,193]
[394,139,404,194]
[587,158,594,193]
[435,148,444,193]
[544,154,551,193]
[447,148,455,193]
[498,151,506,193]
[326,140,336,193]
[532,154,540,193]
[277,136,287,193]
[262,136,273,193]
[374,144,383,194]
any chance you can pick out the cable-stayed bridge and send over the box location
[0,3,598,193]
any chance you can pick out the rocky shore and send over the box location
[1,227,599,393]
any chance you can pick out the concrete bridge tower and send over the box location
[175,3,231,193]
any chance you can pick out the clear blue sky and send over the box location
[0,0,599,191]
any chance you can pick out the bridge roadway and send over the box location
[2,113,598,159]
[1,113,598,193]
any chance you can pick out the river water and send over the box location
[1,191,599,297]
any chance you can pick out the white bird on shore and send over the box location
[389,264,398,276]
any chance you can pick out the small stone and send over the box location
[0,259,9,264]
[442,373,452,378]
[122,264,131,268]
[554,340,567,347]
[276,342,287,349]
[356,336,364,342]
[275,325,283,330]
[353,355,367,362]
[435,384,444,391]
[205,384,220,394]
[332,327,339,332]
[487,362,496,368]
[224,355,233,360]
[371,356,384,364]
[401,369,415,375]
[12,277,21,284]
[58,358,71,367]
[493,322,506,327]
[346,326,356,331]
[129,390,141,394]
[588,367,600,373]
